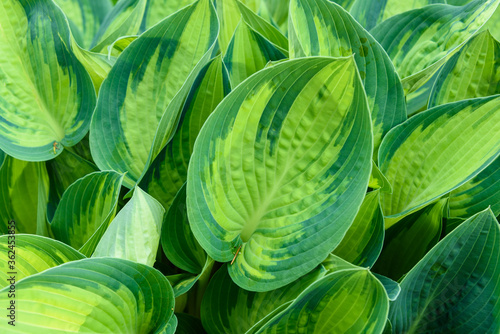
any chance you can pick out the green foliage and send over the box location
[0,0,499,332]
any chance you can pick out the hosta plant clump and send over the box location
[0,0,499,333]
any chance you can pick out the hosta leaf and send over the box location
[141,0,195,31]
[0,234,85,288]
[484,4,500,39]
[93,186,164,266]
[224,21,287,87]
[0,0,96,161]
[0,156,48,234]
[45,149,98,221]
[201,265,327,334]
[90,0,219,188]
[333,190,384,268]
[50,171,123,256]
[176,313,206,334]
[379,95,500,227]
[389,209,500,333]
[53,0,112,49]
[214,0,288,54]
[289,0,406,156]
[139,56,229,211]
[256,269,389,334]
[373,198,447,280]
[449,158,500,218]
[90,0,147,53]
[260,0,289,33]
[369,161,392,193]
[0,258,175,333]
[187,56,373,291]
[321,253,359,272]
[162,184,206,274]
[370,0,499,79]
[373,273,401,301]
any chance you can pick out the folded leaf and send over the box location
[201,265,327,334]
[0,234,85,288]
[139,56,229,210]
[0,258,175,333]
[289,0,406,156]
[379,95,500,226]
[389,209,500,333]
[0,0,96,161]
[373,198,446,280]
[333,190,384,268]
[50,171,123,256]
[256,269,389,334]
[53,0,112,49]
[187,56,373,291]
[371,0,499,79]
[90,0,219,188]
[93,187,165,266]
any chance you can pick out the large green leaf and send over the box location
[0,0,96,161]
[201,264,327,334]
[90,0,147,53]
[50,171,124,256]
[379,95,500,227]
[332,190,384,268]
[260,0,290,33]
[224,20,287,88]
[53,0,112,49]
[289,0,406,156]
[389,209,500,333]
[93,186,165,266]
[141,0,195,31]
[256,269,389,334]
[370,0,500,79]
[0,234,84,288]
[372,198,446,280]
[139,56,229,211]
[45,149,98,221]
[0,257,175,333]
[187,56,373,291]
[0,156,49,234]
[90,0,219,188]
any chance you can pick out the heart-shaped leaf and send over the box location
[187,56,373,291]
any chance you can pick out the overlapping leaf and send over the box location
[0,0,96,161]
[90,0,219,188]
[187,56,373,291]
[379,95,500,226]
[289,0,406,155]
[50,171,123,256]
[0,258,175,333]
[0,234,85,287]
[389,209,500,333]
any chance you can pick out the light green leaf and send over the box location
[260,0,290,33]
[139,55,229,211]
[187,56,373,291]
[373,273,401,301]
[45,149,98,221]
[289,0,406,156]
[50,171,123,256]
[484,4,500,39]
[90,0,147,53]
[370,0,500,79]
[369,161,392,193]
[53,0,112,49]
[333,190,384,267]
[214,0,288,54]
[379,95,500,227]
[256,269,389,334]
[321,253,359,272]
[107,35,138,57]
[224,21,287,88]
[93,186,165,266]
[0,0,96,161]
[0,234,84,288]
[0,156,49,234]
[90,0,219,188]
[389,209,500,333]
[201,265,327,334]
[141,0,196,31]
[0,257,175,333]
[373,198,446,280]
